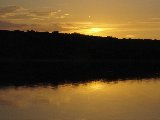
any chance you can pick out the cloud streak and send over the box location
[0,6,22,15]
[0,5,70,22]
[0,20,72,32]
[0,20,38,30]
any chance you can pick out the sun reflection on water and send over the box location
[1,79,160,120]
[86,81,106,91]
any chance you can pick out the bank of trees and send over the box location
[0,30,160,60]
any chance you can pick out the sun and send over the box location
[90,28,103,33]
[76,26,105,36]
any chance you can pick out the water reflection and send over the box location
[1,61,160,88]
[0,79,160,120]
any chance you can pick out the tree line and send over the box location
[0,30,160,60]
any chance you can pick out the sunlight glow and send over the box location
[89,28,104,33]
[87,81,105,91]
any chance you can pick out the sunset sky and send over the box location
[0,0,160,39]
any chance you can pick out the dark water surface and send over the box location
[0,79,160,120]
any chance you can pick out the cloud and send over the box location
[34,23,72,32]
[150,18,160,21]
[0,5,73,32]
[0,6,70,22]
[0,5,22,15]
[30,11,52,17]
[0,20,72,32]
[0,20,38,30]
[5,14,33,20]
[0,20,26,29]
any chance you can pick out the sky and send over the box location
[0,0,160,39]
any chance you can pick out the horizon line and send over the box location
[0,29,159,40]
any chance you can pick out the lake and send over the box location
[0,79,160,120]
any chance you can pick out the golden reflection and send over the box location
[1,80,160,108]
[1,80,160,120]
[86,81,105,91]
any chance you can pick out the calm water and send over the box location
[0,79,160,120]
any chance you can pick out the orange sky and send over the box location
[0,0,160,39]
